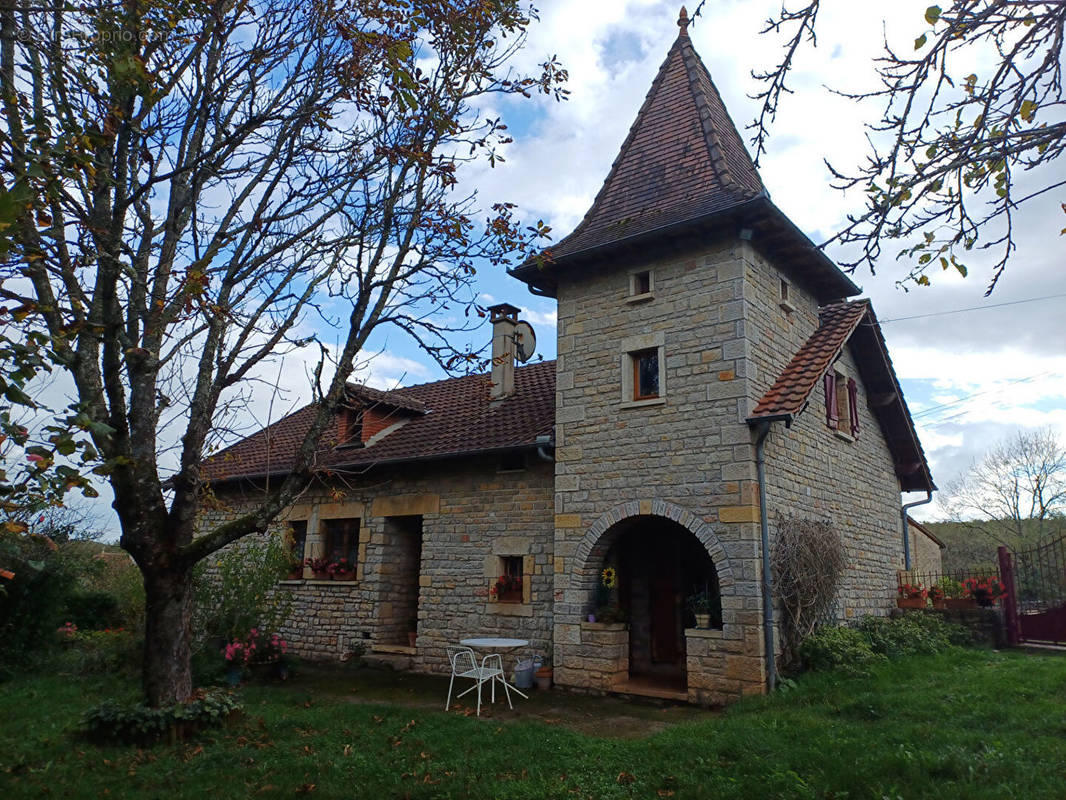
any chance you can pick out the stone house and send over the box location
[200,11,934,705]
[906,516,946,574]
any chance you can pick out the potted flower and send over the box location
[534,655,553,690]
[304,556,331,580]
[328,558,356,581]
[687,590,715,628]
[589,566,627,624]
[490,573,522,603]
[963,576,1006,607]
[897,582,926,609]
[285,558,304,580]
[926,583,946,609]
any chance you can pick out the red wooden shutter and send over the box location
[824,372,838,429]
[847,377,860,437]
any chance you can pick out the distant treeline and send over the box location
[925,518,1066,573]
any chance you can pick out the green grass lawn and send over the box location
[2,648,1064,799]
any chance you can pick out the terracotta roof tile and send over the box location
[202,361,556,483]
[544,25,763,262]
[750,301,869,419]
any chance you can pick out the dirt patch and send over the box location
[291,663,717,738]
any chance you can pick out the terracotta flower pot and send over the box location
[331,570,356,581]
[534,667,553,690]
[695,612,712,629]
[407,631,417,647]
[896,597,926,609]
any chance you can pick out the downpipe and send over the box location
[900,491,933,570]
[754,421,776,693]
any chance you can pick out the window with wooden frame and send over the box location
[492,556,524,603]
[631,348,660,400]
[288,520,308,565]
[824,369,860,439]
[322,517,360,568]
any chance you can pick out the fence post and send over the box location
[998,546,1021,646]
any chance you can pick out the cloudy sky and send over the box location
[52,0,1064,533]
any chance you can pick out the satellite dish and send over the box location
[514,321,536,363]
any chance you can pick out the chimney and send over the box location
[488,303,520,401]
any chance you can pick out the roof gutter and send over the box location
[900,491,933,570]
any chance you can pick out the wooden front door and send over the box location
[648,538,682,663]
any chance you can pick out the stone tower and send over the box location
[510,8,909,703]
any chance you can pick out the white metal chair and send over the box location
[445,646,512,716]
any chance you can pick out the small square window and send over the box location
[779,278,795,312]
[492,556,524,604]
[632,349,660,400]
[633,271,651,295]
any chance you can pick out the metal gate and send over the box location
[1000,535,1066,646]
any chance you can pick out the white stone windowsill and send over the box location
[279,579,304,586]
[833,429,856,443]
[624,292,655,305]
[486,602,534,617]
[303,579,359,587]
[779,300,796,314]
[580,621,628,632]
[685,627,724,639]
[620,396,665,410]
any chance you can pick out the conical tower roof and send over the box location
[511,7,860,303]
[551,7,764,260]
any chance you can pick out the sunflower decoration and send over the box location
[601,566,618,589]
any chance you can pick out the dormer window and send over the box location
[339,406,364,447]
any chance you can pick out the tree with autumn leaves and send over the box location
[0,0,564,705]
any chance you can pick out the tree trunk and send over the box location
[142,568,194,707]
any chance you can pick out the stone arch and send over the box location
[574,499,734,589]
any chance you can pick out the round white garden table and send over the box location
[459,637,530,699]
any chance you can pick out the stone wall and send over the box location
[552,240,767,704]
[198,453,555,675]
[740,242,907,626]
[908,521,945,574]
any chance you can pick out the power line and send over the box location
[910,371,1054,420]
[879,292,1066,324]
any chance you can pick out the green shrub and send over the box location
[59,628,141,675]
[801,613,973,676]
[858,612,971,657]
[192,533,292,645]
[798,624,886,675]
[63,590,122,630]
[82,688,242,746]
[0,532,78,676]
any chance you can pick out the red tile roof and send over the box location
[750,301,869,419]
[749,300,934,492]
[545,25,763,262]
[509,17,859,303]
[201,361,556,483]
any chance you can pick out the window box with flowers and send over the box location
[897,582,927,609]
[963,576,1006,608]
[489,573,523,604]
[328,558,356,581]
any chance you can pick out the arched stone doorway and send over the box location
[556,500,743,702]
[595,516,721,691]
